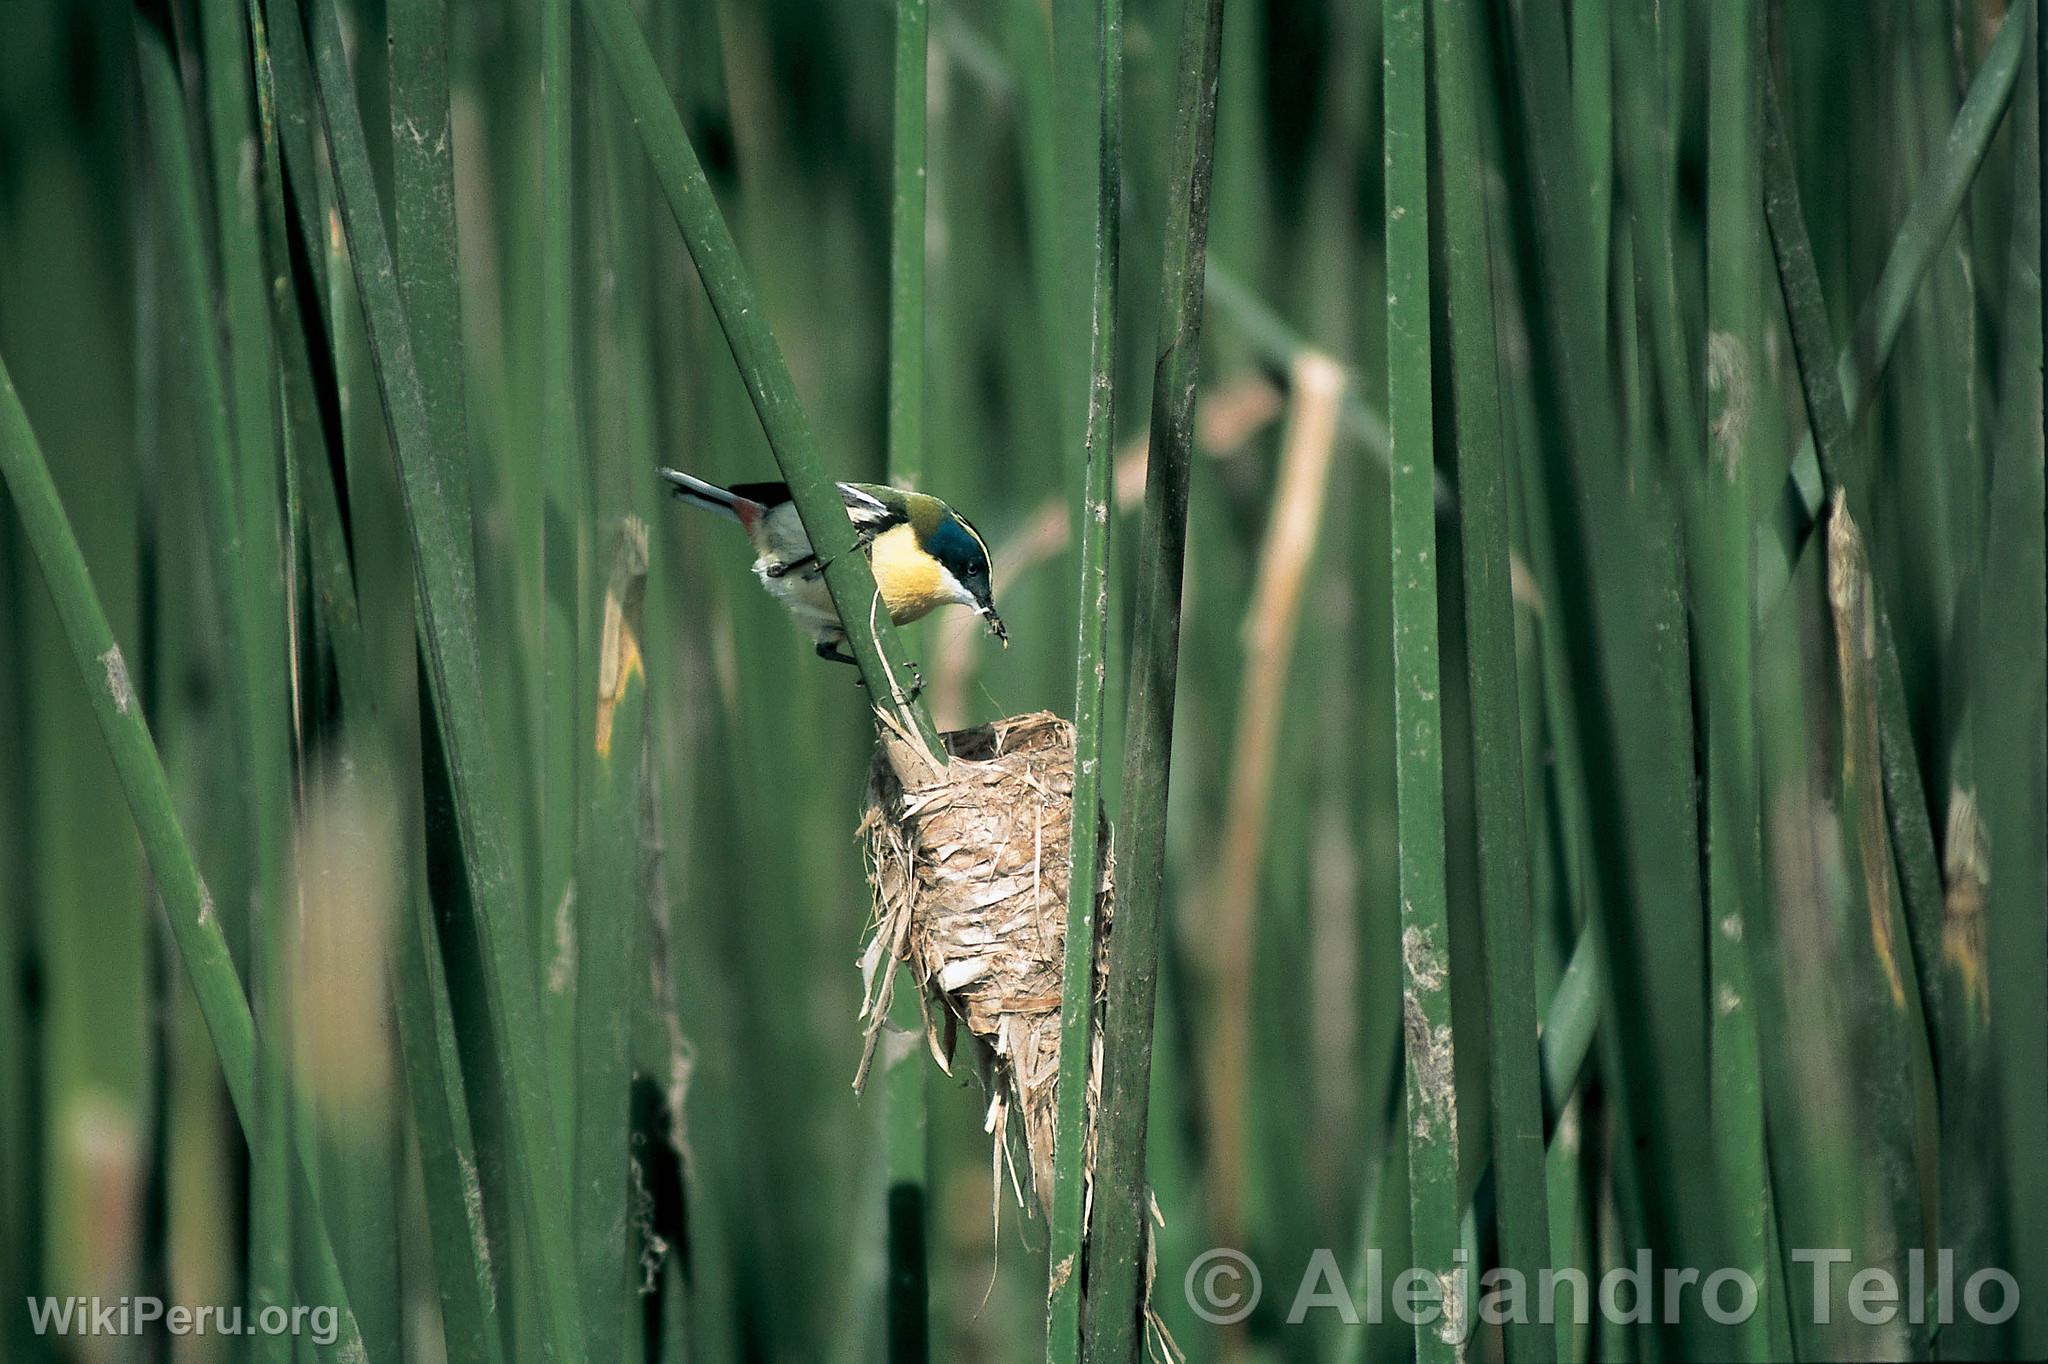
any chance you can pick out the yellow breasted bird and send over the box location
[658,468,1007,668]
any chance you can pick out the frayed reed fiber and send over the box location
[856,711,1111,1219]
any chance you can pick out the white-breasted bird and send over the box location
[658,467,1007,668]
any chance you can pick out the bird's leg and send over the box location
[818,640,922,703]
[766,552,834,581]
[882,661,925,703]
[815,639,859,667]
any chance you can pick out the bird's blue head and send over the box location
[923,508,1006,643]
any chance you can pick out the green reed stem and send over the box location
[133,13,254,952]
[1512,5,1718,1330]
[1764,74,1952,1351]
[1700,2,1772,1355]
[889,0,930,497]
[1384,2,1460,1359]
[1568,0,1611,327]
[572,519,649,1364]
[1348,915,1603,1364]
[391,0,473,536]
[1758,0,2026,612]
[293,0,592,1357]
[1761,69,1949,1079]
[579,0,943,761]
[0,351,365,1360]
[1431,2,1551,1357]
[1046,0,1120,1349]
[252,7,509,1349]
[1081,0,1223,1357]
[884,0,932,1354]
[538,0,584,1161]
[144,6,300,1344]
[1980,34,2048,1351]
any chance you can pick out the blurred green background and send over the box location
[2,0,2045,1361]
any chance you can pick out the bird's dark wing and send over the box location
[721,480,905,555]
[725,481,793,508]
[837,482,909,546]
[838,482,908,532]
[727,481,904,528]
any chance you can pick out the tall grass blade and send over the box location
[579,0,943,761]
[573,519,650,1362]
[883,0,933,1352]
[14,5,2048,1361]
[1699,1,1773,1356]
[882,1022,929,1364]
[1823,497,1939,1342]
[141,7,300,1346]
[389,0,474,536]
[1764,69,1952,1356]
[1383,2,1461,1359]
[1761,69,1950,1081]
[1610,1,1694,491]
[1568,0,1610,324]
[1046,0,1120,1353]
[539,0,585,1152]
[1509,3,1719,1323]
[1758,1,2027,612]
[1348,923,1602,1364]
[1051,0,1108,496]
[889,0,931,503]
[992,0,1069,455]
[0,507,36,1363]
[0,351,364,1359]
[1978,39,2048,1351]
[257,32,509,1354]
[1081,0,1225,1354]
[302,8,509,1352]
[1431,2,1552,1358]
[292,0,592,1356]
[133,10,256,958]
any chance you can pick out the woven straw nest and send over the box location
[857,711,1111,1219]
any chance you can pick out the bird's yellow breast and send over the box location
[868,523,950,624]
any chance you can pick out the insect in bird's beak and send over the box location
[981,606,1009,646]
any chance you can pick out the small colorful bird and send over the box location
[658,468,1008,670]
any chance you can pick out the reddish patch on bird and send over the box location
[732,498,765,533]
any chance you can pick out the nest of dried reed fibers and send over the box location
[855,710,1112,1221]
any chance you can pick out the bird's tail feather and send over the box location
[659,467,756,525]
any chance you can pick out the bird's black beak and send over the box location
[980,603,1008,646]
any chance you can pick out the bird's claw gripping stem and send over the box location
[843,656,923,705]
[823,639,923,704]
